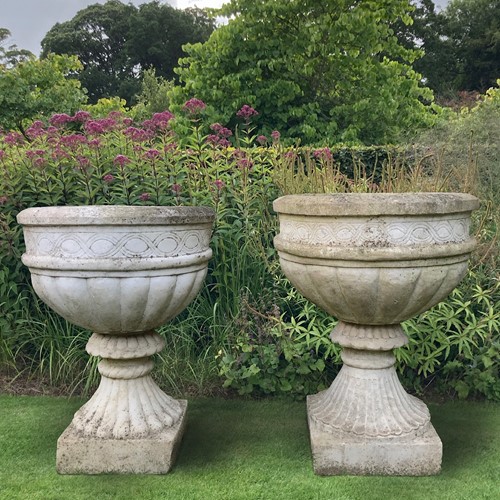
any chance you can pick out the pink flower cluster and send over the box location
[236,104,258,120]
[25,149,47,168]
[49,111,92,127]
[206,122,233,148]
[313,147,333,161]
[113,154,131,167]
[84,117,118,136]
[142,111,174,131]
[183,98,206,115]
[26,120,46,139]
[3,132,24,146]
[59,134,88,150]
[143,148,161,160]
[231,148,253,169]
[123,127,155,143]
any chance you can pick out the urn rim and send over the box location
[273,192,480,217]
[17,205,215,226]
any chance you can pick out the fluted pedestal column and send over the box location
[57,331,187,474]
[307,321,442,475]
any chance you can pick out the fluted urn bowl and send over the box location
[17,205,215,475]
[18,205,214,333]
[274,193,479,326]
[273,193,479,476]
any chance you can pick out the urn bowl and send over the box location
[18,205,214,333]
[273,193,479,325]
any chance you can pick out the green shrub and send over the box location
[413,79,500,203]
[217,287,339,397]
[398,269,500,400]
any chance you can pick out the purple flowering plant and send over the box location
[0,101,285,212]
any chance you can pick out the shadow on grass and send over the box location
[429,402,498,473]
[176,399,310,472]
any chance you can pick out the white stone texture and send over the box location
[56,400,187,474]
[17,205,214,474]
[273,193,479,475]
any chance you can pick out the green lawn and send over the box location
[0,396,498,500]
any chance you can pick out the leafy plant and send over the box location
[171,0,436,144]
[217,288,338,397]
[0,54,86,135]
[398,269,500,400]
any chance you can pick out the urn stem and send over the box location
[69,331,182,440]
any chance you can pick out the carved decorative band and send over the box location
[308,364,430,437]
[24,228,211,259]
[22,249,212,272]
[331,322,408,350]
[71,376,183,438]
[278,217,470,246]
[98,358,154,379]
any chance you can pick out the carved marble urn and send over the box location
[273,193,479,475]
[18,205,215,474]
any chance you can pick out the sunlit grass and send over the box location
[0,396,498,500]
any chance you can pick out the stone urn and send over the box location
[17,205,215,474]
[273,193,479,475]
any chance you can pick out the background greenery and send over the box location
[39,1,215,105]
[0,84,498,400]
[2,0,499,144]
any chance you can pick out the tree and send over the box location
[0,54,87,133]
[171,0,435,144]
[132,68,175,120]
[393,1,456,95]
[41,0,215,104]
[444,0,500,92]
[395,1,500,96]
[126,5,215,82]
[0,28,33,68]
[41,1,138,104]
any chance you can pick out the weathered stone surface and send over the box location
[18,206,214,474]
[57,400,187,474]
[17,205,214,333]
[273,193,479,476]
[308,396,442,476]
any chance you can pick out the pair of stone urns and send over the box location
[18,192,479,476]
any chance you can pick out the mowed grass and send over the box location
[0,396,498,500]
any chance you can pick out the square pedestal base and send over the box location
[56,400,187,474]
[307,396,442,476]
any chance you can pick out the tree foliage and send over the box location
[393,1,454,94]
[444,0,500,92]
[0,54,86,133]
[0,28,33,68]
[396,0,499,95]
[41,0,215,104]
[171,0,435,145]
[132,68,175,120]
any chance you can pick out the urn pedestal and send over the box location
[18,205,215,474]
[273,193,479,475]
